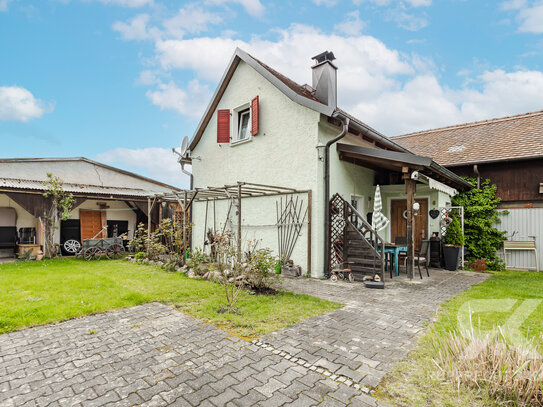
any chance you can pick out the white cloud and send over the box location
[145,79,211,119]
[113,14,159,40]
[96,147,188,187]
[334,11,365,36]
[163,4,222,38]
[501,0,543,33]
[205,0,265,17]
[0,86,53,122]
[313,0,339,6]
[0,0,13,12]
[353,0,432,7]
[386,8,428,31]
[97,0,153,7]
[517,2,543,33]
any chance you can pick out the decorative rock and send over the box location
[187,271,196,278]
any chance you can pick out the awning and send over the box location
[336,143,472,191]
[411,171,458,197]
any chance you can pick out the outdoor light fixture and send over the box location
[316,141,326,161]
[413,202,420,215]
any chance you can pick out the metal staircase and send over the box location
[329,194,385,280]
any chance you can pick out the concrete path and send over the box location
[0,269,488,406]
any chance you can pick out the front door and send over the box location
[391,199,428,250]
[80,210,103,241]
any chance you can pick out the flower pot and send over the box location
[443,245,460,271]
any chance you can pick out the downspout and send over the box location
[324,116,350,277]
[473,164,480,189]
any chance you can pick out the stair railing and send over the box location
[329,193,385,279]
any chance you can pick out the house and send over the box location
[394,110,543,271]
[0,157,180,258]
[184,48,470,278]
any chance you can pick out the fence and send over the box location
[496,208,542,271]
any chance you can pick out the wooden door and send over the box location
[391,199,428,250]
[80,210,103,241]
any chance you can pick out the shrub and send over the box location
[452,178,507,270]
[445,215,464,246]
[432,322,542,406]
[186,247,210,276]
[246,247,278,290]
[134,252,146,260]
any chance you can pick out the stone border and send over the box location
[251,339,373,394]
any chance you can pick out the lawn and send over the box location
[376,270,543,407]
[0,258,340,338]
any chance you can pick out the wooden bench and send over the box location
[503,240,539,271]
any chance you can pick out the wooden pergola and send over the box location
[148,182,312,272]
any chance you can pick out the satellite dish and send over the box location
[180,136,189,157]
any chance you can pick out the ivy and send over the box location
[451,177,507,270]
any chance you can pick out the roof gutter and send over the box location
[324,114,349,277]
[333,110,410,153]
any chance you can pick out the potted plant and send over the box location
[443,215,464,271]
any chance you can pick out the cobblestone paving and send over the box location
[264,269,489,390]
[0,303,390,407]
[0,269,487,406]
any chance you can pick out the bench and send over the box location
[503,240,539,271]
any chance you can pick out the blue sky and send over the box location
[1,0,542,187]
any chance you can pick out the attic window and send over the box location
[237,108,251,141]
[447,144,466,153]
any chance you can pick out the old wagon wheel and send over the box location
[84,247,100,261]
[106,243,125,260]
[63,239,81,255]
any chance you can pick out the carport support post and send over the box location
[147,196,151,258]
[183,191,187,265]
[237,183,242,261]
[403,167,415,279]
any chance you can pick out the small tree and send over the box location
[212,231,244,312]
[42,173,75,258]
[445,215,464,246]
[452,178,507,270]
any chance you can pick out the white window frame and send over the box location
[230,102,252,145]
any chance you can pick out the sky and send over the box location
[1,0,543,188]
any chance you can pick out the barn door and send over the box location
[80,210,104,241]
[391,199,428,250]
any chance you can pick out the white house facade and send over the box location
[187,48,470,278]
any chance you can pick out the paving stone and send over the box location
[0,270,487,407]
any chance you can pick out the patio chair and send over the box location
[414,240,430,279]
[394,236,407,271]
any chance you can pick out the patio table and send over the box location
[379,243,408,276]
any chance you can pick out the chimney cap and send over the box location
[312,51,336,65]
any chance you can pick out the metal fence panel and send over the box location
[495,208,542,271]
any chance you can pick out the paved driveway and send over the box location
[0,269,487,406]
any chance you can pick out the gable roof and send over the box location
[394,110,543,167]
[0,157,181,193]
[189,48,408,153]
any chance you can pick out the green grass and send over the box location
[376,270,543,407]
[0,258,340,338]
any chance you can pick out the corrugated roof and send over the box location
[394,110,543,166]
[0,178,160,198]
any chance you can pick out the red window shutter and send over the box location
[217,109,230,143]
[251,96,259,136]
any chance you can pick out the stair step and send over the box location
[351,265,382,274]
[346,257,382,266]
